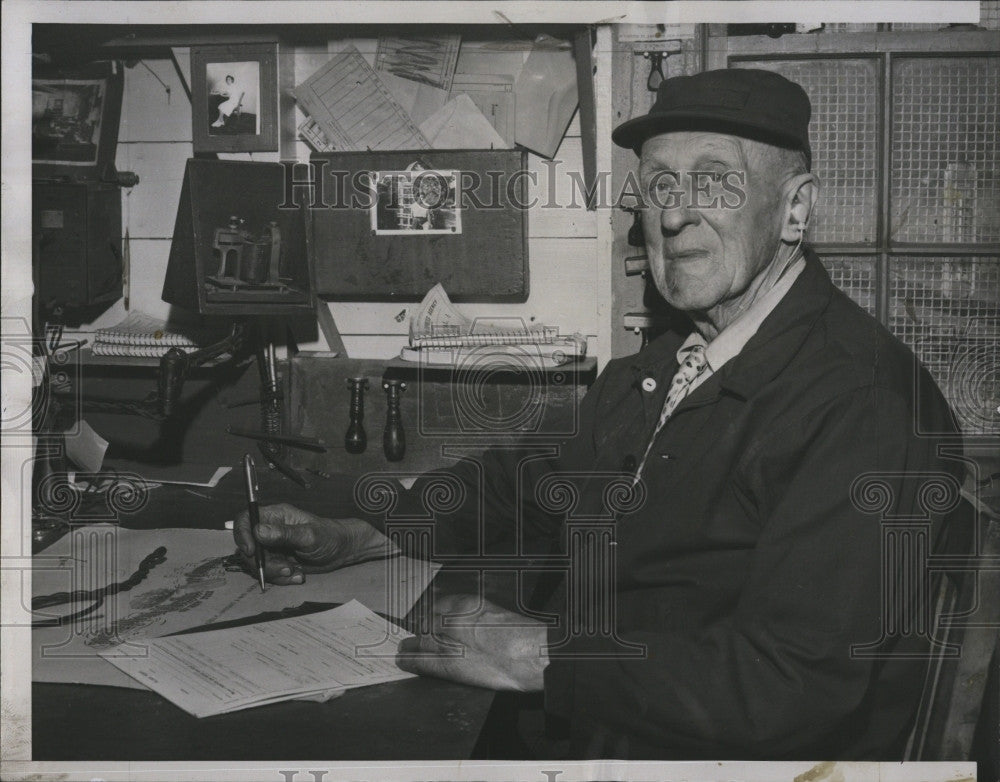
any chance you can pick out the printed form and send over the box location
[292,46,430,151]
[101,600,415,717]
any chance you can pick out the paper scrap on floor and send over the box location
[101,600,415,717]
[32,525,437,689]
[63,419,109,472]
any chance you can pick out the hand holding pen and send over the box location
[243,454,266,592]
[233,502,399,586]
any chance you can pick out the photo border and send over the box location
[190,43,278,154]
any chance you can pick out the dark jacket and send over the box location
[428,250,963,759]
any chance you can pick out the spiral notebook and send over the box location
[92,343,188,358]
[409,283,563,348]
[92,312,217,357]
[95,312,202,347]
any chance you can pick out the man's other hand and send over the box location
[233,503,396,585]
[396,594,548,692]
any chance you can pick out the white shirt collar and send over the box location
[675,256,807,376]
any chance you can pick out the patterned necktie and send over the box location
[634,343,708,481]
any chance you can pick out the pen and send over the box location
[243,454,266,592]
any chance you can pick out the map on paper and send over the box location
[32,525,436,689]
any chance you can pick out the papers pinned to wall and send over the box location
[298,117,337,153]
[375,34,462,91]
[513,35,579,159]
[293,34,584,157]
[450,73,516,147]
[292,46,430,151]
[380,72,451,127]
[419,93,507,150]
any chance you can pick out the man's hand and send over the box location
[396,594,549,692]
[233,503,396,585]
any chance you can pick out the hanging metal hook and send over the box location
[643,51,667,91]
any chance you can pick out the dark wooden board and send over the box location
[308,150,529,302]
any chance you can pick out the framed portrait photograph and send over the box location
[190,43,278,153]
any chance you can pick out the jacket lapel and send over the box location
[715,249,836,400]
[624,249,835,428]
[628,330,685,433]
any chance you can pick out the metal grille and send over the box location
[891,56,1000,244]
[820,255,878,315]
[888,256,1000,434]
[982,0,1000,30]
[736,58,879,245]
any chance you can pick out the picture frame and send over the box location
[32,60,124,181]
[190,43,278,153]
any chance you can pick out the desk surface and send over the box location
[32,470,496,761]
[33,677,493,761]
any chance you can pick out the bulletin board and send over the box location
[308,149,528,302]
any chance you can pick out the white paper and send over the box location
[450,72,516,146]
[419,93,507,150]
[149,465,232,488]
[513,35,578,159]
[100,600,415,717]
[616,23,697,42]
[381,71,450,127]
[298,116,337,152]
[63,419,108,472]
[292,46,429,151]
[409,282,473,342]
[32,526,437,689]
[375,34,461,91]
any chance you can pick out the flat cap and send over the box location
[612,68,812,168]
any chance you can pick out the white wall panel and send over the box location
[118,58,192,143]
[526,138,600,239]
[115,142,192,239]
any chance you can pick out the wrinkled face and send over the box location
[639,131,787,313]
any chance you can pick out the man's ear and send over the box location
[780,173,820,243]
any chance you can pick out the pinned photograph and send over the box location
[371,167,461,235]
[32,79,105,164]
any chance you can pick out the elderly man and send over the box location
[235,69,961,759]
